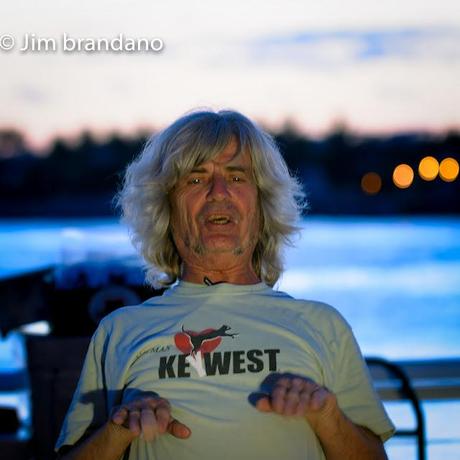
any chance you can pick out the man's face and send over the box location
[170,139,260,270]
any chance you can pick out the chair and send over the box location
[366,356,426,460]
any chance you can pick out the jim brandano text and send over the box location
[19,33,164,53]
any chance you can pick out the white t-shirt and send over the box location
[56,281,395,459]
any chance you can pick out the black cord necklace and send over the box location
[203,276,225,286]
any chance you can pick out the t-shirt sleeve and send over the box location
[327,315,395,442]
[55,323,110,453]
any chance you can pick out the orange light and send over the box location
[361,172,382,195]
[418,156,439,181]
[439,157,459,182]
[393,164,414,189]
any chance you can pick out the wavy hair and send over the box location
[116,109,306,288]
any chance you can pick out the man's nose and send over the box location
[207,175,230,201]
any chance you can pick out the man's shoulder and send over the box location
[274,292,351,334]
[99,296,167,328]
[272,288,341,314]
[296,298,342,316]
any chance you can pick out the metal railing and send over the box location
[366,357,427,460]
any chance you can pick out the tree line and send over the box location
[0,126,459,216]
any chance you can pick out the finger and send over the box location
[128,409,142,435]
[143,396,170,410]
[167,419,192,439]
[248,391,269,408]
[155,405,171,434]
[143,398,171,434]
[272,384,287,414]
[140,407,157,442]
[308,386,330,411]
[284,377,304,415]
[296,385,327,415]
[295,389,312,416]
[290,377,305,390]
[111,407,128,425]
[254,396,273,413]
[284,387,301,416]
[276,376,292,389]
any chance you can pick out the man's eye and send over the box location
[232,176,242,182]
[189,178,201,184]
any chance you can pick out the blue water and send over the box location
[1,216,459,459]
[1,216,459,359]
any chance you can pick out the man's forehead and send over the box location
[195,140,252,169]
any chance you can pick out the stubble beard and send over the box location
[184,235,243,257]
[183,232,258,258]
[179,211,260,259]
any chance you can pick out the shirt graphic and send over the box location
[160,324,280,378]
[174,324,239,377]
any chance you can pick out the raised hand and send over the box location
[110,396,191,442]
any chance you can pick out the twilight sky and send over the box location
[0,0,459,147]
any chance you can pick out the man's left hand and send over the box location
[250,372,388,460]
[251,372,339,430]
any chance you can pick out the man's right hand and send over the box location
[58,397,191,460]
[110,396,191,442]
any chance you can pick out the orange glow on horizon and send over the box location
[418,156,439,181]
[361,172,382,195]
[439,157,459,182]
[393,164,414,189]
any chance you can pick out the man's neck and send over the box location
[181,263,260,286]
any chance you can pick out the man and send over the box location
[56,110,394,460]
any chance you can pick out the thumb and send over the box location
[254,396,273,413]
[167,418,192,439]
[248,392,273,412]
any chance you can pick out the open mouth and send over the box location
[206,215,233,225]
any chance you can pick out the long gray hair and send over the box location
[116,109,306,288]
